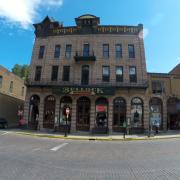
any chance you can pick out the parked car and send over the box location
[0,117,8,129]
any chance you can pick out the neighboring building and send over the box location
[0,65,26,127]
[24,14,180,134]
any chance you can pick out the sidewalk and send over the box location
[4,128,180,141]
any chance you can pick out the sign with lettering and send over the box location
[53,86,115,96]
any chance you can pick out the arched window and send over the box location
[149,97,163,129]
[113,97,126,128]
[131,98,143,128]
[43,95,56,129]
[95,97,108,128]
[167,98,180,130]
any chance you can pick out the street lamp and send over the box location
[64,107,70,137]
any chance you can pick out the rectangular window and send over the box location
[83,44,90,56]
[152,81,164,94]
[38,46,45,59]
[0,76,2,88]
[63,66,70,81]
[129,66,137,82]
[65,44,72,59]
[54,45,60,58]
[115,44,122,58]
[103,44,109,59]
[128,44,135,58]
[35,66,42,81]
[51,66,59,81]
[102,66,110,82]
[9,81,13,93]
[116,66,123,82]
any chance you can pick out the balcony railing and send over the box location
[74,51,96,62]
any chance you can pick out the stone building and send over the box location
[0,65,26,127]
[24,14,180,134]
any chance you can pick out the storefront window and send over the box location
[60,96,72,125]
[149,97,163,129]
[131,98,143,127]
[95,97,108,128]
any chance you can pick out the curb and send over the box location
[13,131,180,141]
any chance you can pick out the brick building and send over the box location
[24,14,180,134]
[0,65,26,127]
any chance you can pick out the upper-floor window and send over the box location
[21,87,24,96]
[128,44,135,58]
[54,45,61,58]
[38,46,45,59]
[129,66,137,83]
[81,65,89,85]
[9,81,13,93]
[63,66,70,81]
[51,66,59,81]
[35,66,42,81]
[152,81,165,94]
[102,66,110,82]
[103,44,109,59]
[65,44,72,59]
[83,44,90,56]
[115,44,122,59]
[0,76,2,88]
[116,66,123,82]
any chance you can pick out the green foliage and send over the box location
[12,64,30,82]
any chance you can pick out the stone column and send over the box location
[54,95,60,130]
[90,97,95,132]
[163,97,167,131]
[70,97,77,133]
[143,97,149,131]
[108,98,113,134]
[24,93,30,125]
[38,95,44,130]
[126,97,131,134]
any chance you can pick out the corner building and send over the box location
[24,14,149,134]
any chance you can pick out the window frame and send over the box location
[38,46,45,59]
[102,66,110,82]
[128,44,135,58]
[116,66,123,82]
[34,66,42,81]
[103,44,109,59]
[129,66,137,83]
[54,44,61,59]
[51,66,59,81]
[62,66,70,81]
[65,44,72,59]
[115,44,122,59]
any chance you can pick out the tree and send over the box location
[12,64,30,82]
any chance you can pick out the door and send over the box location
[77,97,90,131]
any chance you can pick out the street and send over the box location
[0,131,180,179]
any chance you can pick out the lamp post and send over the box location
[64,107,70,137]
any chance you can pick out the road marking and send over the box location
[31,148,41,152]
[0,132,9,136]
[50,143,68,151]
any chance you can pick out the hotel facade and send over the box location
[24,14,180,134]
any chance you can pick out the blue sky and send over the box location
[0,0,180,73]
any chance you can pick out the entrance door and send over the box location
[81,65,89,85]
[77,97,90,131]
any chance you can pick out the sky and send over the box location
[0,0,180,73]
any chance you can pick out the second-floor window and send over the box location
[65,44,72,59]
[81,65,89,85]
[152,81,164,94]
[54,45,60,58]
[38,46,45,59]
[51,66,59,81]
[129,66,137,83]
[115,44,122,59]
[9,81,13,93]
[0,76,2,88]
[102,66,110,82]
[63,66,70,81]
[128,44,135,58]
[35,66,42,81]
[103,44,109,59]
[83,44,90,56]
[116,66,123,82]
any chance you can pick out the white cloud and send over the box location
[138,28,149,39]
[0,0,63,29]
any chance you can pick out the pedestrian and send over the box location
[154,119,160,135]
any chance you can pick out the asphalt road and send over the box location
[0,131,180,180]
